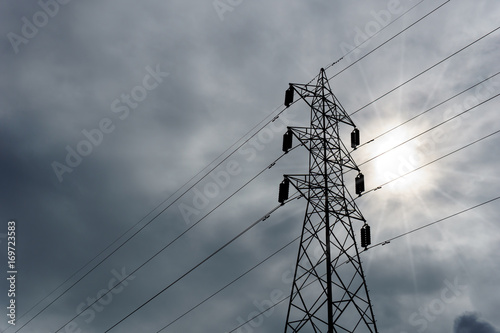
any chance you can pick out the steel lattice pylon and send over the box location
[281,68,378,333]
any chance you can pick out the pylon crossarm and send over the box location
[290,81,356,128]
[337,138,361,171]
[283,176,366,222]
[289,82,323,99]
[332,208,365,223]
[287,127,313,148]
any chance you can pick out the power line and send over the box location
[328,0,450,81]
[225,194,500,333]
[62,51,499,333]
[227,295,289,333]
[52,145,302,333]
[355,71,500,150]
[14,104,294,332]
[150,18,500,332]
[349,24,500,116]
[13,4,495,333]
[6,105,276,331]
[26,17,468,325]
[151,65,500,333]
[157,219,333,333]
[165,127,500,331]
[20,10,498,332]
[223,129,500,331]
[103,194,301,333]
[19,7,468,327]
[155,236,300,332]
[303,0,429,88]
[362,128,500,194]
[367,195,500,249]
[358,92,500,167]
[18,13,448,325]
[323,0,426,74]
[293,0,427,93]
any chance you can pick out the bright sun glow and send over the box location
[367,128,436,195]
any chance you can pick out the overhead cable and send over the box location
[52,145,302,333]
[103,194,301,332]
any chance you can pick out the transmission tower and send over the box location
[278,68,378,333]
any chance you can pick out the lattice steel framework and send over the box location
[282,68,378,333]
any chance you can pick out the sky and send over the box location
[1,0,500,332]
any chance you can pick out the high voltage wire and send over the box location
[14,2,441,328]
[362,128,500,195]
[367,195,500,249]
[277,0,426,93]
[300,0,426,90]
[52,144,303,333]
[226,270,325,333]
[319,0,426,80]
[44,64,499,333]
[160,127,500,332]
[17,4,493,331]
[155,121,500,332]
[154,217,357,332]
[164,126,500,333]
[355,71,500,150]
[296,24,500,180]
[348,24,500,116]
[155,236,301,332]
[225,195,500,333]
[6,105,278,331]
[103,194,301,333]
[153,127,500,332]
[54,121,500,331]
[29,54,498,333]
[12,105,294,333]
[148,15,500,332]
[358,92,500,167]
[300,0,425,88]
[304,0,448,101]
[339,91,500,178]
[50,76,498,333]
[328,0,449,80]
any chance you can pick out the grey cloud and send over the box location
[454,313,499,333]
[1,0,500,332]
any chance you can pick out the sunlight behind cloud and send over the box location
[364,126,439,196]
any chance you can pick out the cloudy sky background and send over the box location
[1,0,500,332]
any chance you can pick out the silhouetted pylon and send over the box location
[280,68,378,333]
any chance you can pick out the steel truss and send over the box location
[282,68,378,333]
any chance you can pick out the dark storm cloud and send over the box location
[1,0,499,332]
[454,313,499,333]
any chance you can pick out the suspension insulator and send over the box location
[284,85,294,107]
[361,224,371,248]
[282,129,293,153]
[278,178,290,204]
[355,173,365,195]
[361,228,367,248]
[351,128,360,149]
[365,225,371,247]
